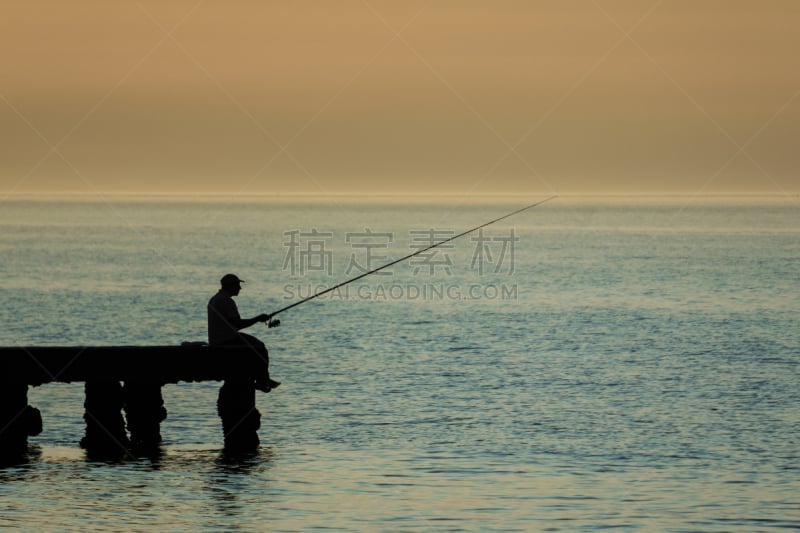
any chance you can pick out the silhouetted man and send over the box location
[208,273,281,392]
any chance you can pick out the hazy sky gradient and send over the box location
[1,1,798,197]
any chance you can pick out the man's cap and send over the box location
[220,273,245,287]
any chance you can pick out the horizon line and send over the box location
[2,191,798,205]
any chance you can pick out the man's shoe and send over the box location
[255,379,281,393]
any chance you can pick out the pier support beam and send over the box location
[123,381,167,451]
[81,380,129,458]
[217,381,261,453]
[0,382,41,463]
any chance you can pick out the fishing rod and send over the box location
[268,195,557,317]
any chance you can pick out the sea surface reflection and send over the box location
[0,201,798,531]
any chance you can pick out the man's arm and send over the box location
[230,313,271,331]
[212,296,273,331]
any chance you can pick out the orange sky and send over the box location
[1,1,798,198]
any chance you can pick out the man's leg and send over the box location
[236,333,280,392]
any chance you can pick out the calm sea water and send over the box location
[0,198,798,531]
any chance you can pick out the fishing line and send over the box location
[268,195,557,317]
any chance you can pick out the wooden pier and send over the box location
[0,344,266,461]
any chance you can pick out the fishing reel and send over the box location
[267,318,280,328]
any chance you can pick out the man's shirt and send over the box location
[208,290,240,344]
